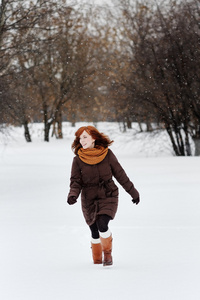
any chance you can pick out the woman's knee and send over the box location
[96,214,111,232]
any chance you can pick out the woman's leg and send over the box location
[89,222,102,264]
[96,214,111,233]
[97,215,113,266]
[89,222,99,239]
[89,215,112,265]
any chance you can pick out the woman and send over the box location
[67,126,140,266]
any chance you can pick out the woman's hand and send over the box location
[67,196,77,205]
[132,197,140,205]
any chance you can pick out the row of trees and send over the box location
[116,0,200,156]
[0,0,200,155]
[0,0,106,141]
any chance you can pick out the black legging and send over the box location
[89,214,111,239]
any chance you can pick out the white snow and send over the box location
[0,122,200,300]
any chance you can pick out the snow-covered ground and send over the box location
[0,122,200,300]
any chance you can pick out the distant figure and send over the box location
[67,126,140,266]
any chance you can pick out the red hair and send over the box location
[72,126,114,154]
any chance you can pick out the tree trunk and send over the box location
[71,112,76,127]
[23,121,32,142]
[51,121,56,138]
[43,103,51,142]
[126,117,132,129]
[44,122,51,142]
[56,110,63,139]
[166,126,181,156]
[50,114,63,139]
[184,126,192,156]
[175,129,185,156]
[146,119,153,132]
[138,122,143,132]
[123,121,127,132]
[194,138,200,156]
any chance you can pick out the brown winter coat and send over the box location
[68,149,139,226]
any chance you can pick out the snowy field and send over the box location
[0,122,200,300]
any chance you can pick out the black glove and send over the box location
[67,196,77,205]
[132,197,140,205]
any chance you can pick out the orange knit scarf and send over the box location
[78,146,108,165]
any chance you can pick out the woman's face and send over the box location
[80,130,95,149]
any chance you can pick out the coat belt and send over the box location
[82,179,112,188]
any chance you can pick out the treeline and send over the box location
[117,0,200,156]
[0,0,200,156]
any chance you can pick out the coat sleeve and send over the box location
[68,156,82,200]
[108,150,139,200]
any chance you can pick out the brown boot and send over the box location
[91,239,102,264]
[100,234,113,266]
